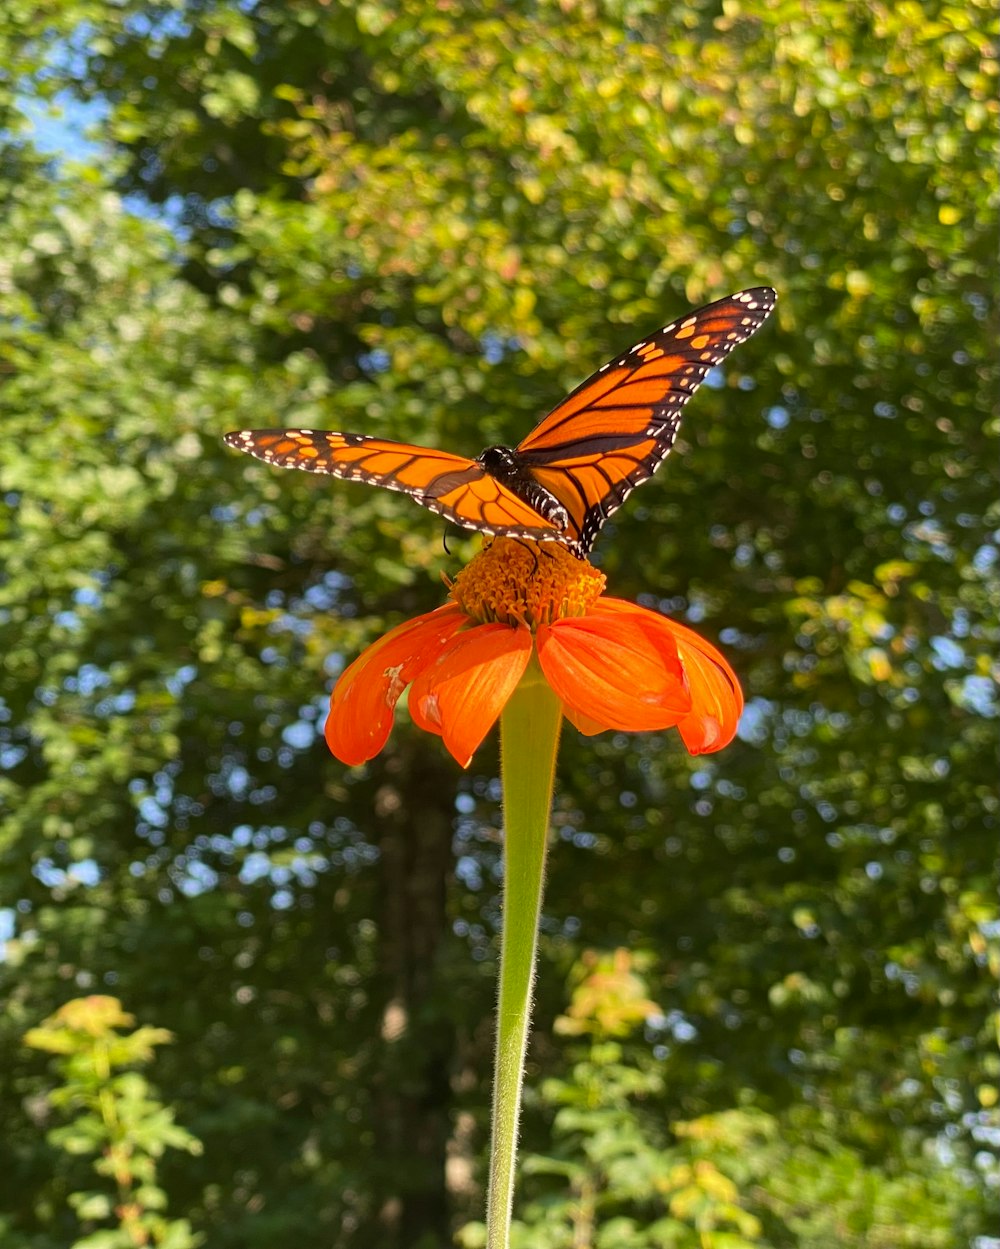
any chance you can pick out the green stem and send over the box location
[486,661,563,1249]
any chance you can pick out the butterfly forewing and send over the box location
[517,287,776,455]
[222,428,562,540]
[511,287,776,552]
[222,430,479,492]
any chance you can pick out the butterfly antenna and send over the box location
[510,537,541,577]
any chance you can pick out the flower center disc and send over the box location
[450,538,606,629]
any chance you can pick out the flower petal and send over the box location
[668,620,744,754]
[598,600,743,754]
[325,604,468,765]
[536,607,691,733]
[560,704,612,737]
[408,622,532,767]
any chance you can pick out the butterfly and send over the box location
[224,287,776,557]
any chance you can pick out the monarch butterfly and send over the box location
[224,287,776,557]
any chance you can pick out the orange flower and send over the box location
[325,540,743,768]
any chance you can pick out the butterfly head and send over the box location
[477,444,519,473]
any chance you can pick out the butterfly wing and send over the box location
[222,429,563,539]
[514,287,776,554]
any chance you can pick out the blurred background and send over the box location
[1,2,996,1246]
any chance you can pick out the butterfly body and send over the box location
[225,287,776,557]
[475,444,571,532]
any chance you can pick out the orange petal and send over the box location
[560,704,613,737]
[560,705,609,737]
[409,623,531,767]
[669,621,744,754]
[536,609,691,733]
[325,604,469,765]
[599,600,743,754]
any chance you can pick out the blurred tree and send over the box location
[1,1,996,1246]
[0,151,473,1246]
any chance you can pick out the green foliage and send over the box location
[463,951,972,1247]
[511,951,766,1249]
[0,1,997,1246]
[22,996,202,1249]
